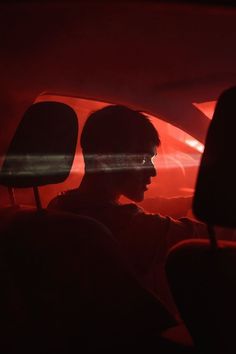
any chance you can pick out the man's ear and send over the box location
[85,153,113,173]
[84,153,127,173]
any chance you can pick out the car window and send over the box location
[31,93,213,211]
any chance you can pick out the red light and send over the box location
[193,101,216,119]
[185,139,204,153]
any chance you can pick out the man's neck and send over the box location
[78,173,120,204]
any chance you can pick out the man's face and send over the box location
[118,143,157,202]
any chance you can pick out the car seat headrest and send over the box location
[193,86,236,228]
[0,101,78,188]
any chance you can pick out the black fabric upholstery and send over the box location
[166,239,236,354]
[193,86,236,228]
[0,208,174,353]
[0,101,78,188]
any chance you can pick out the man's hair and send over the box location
[81,105,160,155]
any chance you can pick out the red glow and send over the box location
[185,139,204,153]
[193,100,216,119]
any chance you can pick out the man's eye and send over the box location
[141,155,152,165]
[141,157,147,165]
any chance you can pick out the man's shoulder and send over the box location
[117,204,170,234]
[47,188,78,211]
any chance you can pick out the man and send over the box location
[48,104,208,315]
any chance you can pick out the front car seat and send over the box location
[0,100,79,353]
[166,86,236,354]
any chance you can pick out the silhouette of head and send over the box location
[81,105,160,202]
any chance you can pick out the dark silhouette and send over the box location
[48,105,209,318]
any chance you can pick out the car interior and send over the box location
[0,0,236,353]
